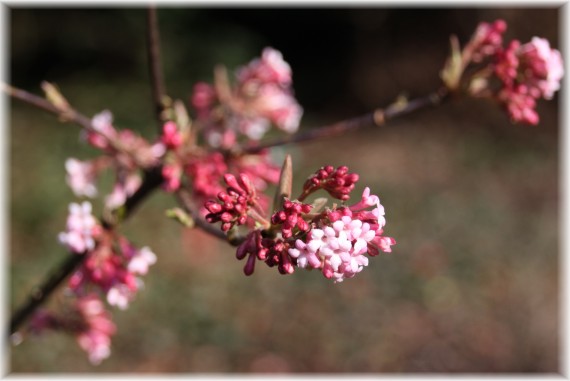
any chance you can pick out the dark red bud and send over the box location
[336,166,348,175]
[220,212,233,222]
[236,241,249,259]
[243,253,256,276]
[205,201,222,214]
[257,248,268,260]
[238,174,254,195]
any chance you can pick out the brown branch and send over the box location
[146,5,167,129]
[242,87,449,154]
[2,83,93,130]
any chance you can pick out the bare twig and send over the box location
[2,83,92,129]
[242,87,449,154]
[146,5,167,129]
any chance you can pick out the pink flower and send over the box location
[65,158,98,198]
[161,121,183,150]
[127,246,157,275]
[288,187,395,282]
[288,232,324,270]
[185,152,228,200]
[236,47,292,86]
[191,82,217,118]
[291,216,376,283]
[162,163,182,193]
[470,19,507,62]
[253,84,303,133]
[68,233,156,312]
[519,37,564,99]
[105,173,141,210]
[86,110,117,150]
[74,294,116,365]
[498,84,539,125]
[58,202,99,254]
[192,47,303,143]
[491,34,563,124]
[106,284,134,310]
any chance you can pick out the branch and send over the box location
[2,83,92,130]
[242,87,449,154]
[146,5,167,129]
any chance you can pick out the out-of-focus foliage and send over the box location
[9,8,559,372]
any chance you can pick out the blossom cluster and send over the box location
[45,48,303,364]
[205,165,396,283]
[451,20,564,125]
[33,201,157,364]
[191,47,303,147]
[30,294,116,365]
[67,110,165,211]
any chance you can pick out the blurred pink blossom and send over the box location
[58,202,99,254]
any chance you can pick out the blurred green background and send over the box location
[9,7,560,373]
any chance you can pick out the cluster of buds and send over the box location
[205,162,395,282]
[191,47,303,147]
[300,165,359,201]
[270,199,312,238]
[204,173,263,231]
[442,19,563,125]
[494,37,564,124]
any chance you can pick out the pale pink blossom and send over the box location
[105,173,141,210]
[470,19,507,62]
[87,110,117,149]
[237,47,292,86]
[127,246,157,275]
[254,84,303,133]
[65,158,98,198]
[106,284,132,310]
[75,294,116,365]
[58,202,98,254]
[519,37,564,99]
[162,163,182,192]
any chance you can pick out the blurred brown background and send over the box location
[9,7,560,373]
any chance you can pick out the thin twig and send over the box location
[242,87,449,154]
[146,5,167,130]
[2,83,92,129]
